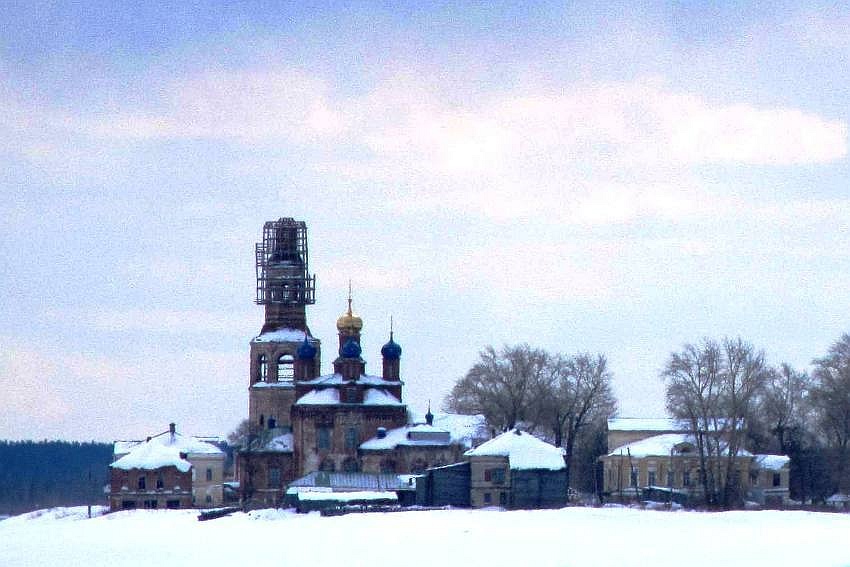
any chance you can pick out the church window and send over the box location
[345,427,359,450]
[277,354,294,381]
[773,473,781,487]
[318,427,332,450]
[258,355,268,382]
[268,417,276,429]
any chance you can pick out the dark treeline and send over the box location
[0,440,112,515]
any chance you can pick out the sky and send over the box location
[2,1,850,441]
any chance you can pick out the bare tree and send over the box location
[539,353,616,497]
[810,333,850,492]
[445,344,550,431]
[227,419,253,448]
[663,339,723,504]
[758,363,811,453]
[662,337,769,507]
[446,345,616,498]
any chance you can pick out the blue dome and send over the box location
[340,338,362,359]
[297,336,317,360]
[381,336,402,359]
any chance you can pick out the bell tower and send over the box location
[249,218,320,433]
[255,218,316,333]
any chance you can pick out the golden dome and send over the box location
[336,297,363,331]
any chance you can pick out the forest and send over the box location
[0,440,112,516]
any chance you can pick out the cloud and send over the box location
[84,69,345,143]
[356,79,847,173]
[0,336,246,440]
[53,307,257,335]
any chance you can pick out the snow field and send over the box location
[2,506,850,567]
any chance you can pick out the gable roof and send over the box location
[465,429,565,471]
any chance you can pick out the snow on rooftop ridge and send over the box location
[360,423,452,451]
[363,389,403,406]
[409,412,489,448]
[608,433,753,458]
[252,328,311,343]
[296,388,340,405]
[113,433,223,458]
[110,440,192,473]
[465,429,566,471]
[754,454,790,470]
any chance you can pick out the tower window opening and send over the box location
[277,354,294,381]
[258,355,268,382]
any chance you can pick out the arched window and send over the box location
[277,354,294,382]
[258,355,268,382]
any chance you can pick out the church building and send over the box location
[237,218,474,508]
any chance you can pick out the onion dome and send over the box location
[340,337,362,359]
[336,296,363,332]
[381,332,402,360]
[297,335,317,360]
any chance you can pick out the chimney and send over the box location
[376,427,387,439]
[169,422,176,441]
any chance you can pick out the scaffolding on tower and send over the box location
[255,218,316,305]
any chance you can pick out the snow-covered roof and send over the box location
[363,389,403,406]
[465,429,566,471]
[360,424,452,451]
[288,471,412,491]
[754,454,790,471]
[295,491,398,502]
[409,412,489,449]
[608,433,752,458]
[264,433,294,452]
[113,432,224,460]
[251,328,311,343]
[298,373,402,387]
[295,388,340,405]
[111,438,193,472]
[607,418,689,432]
[294,388,403,406]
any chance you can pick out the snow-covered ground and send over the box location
[2,505,850,566]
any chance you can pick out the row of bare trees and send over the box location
[663,333,850,506]
[444,344,617,496]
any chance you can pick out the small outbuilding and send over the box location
[418,429,567,509]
